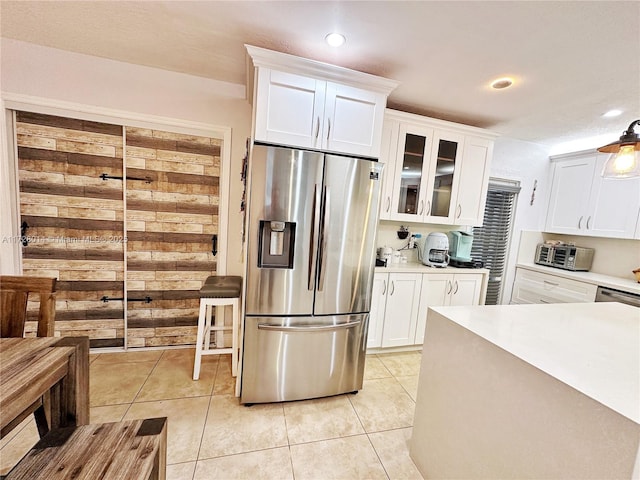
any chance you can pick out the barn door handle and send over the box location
[212,235,218,256]
[20,221,29,246]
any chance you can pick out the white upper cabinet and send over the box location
[323,83,387,157]
[246,45,398,158]
[545,151,640,238]
[381,109,496,226]
[453,136,493,226]
[423,129,465,223]
[254,69,325,150]
[390,122,434,222]
[378,120,400,219]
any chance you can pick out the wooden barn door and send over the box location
[15,111,222,349]
[124,127,219,348]
[16,111,126,348]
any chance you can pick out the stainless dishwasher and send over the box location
[595,286,640,308]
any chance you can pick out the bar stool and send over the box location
[193,275,242,381]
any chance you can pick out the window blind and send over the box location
[471,179,520,305]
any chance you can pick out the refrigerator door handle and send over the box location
[308,184,321,290]
[317,186,330,291]
[258,320,361,332]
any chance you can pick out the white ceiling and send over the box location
[2,1,639,150]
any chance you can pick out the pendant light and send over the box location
[598,119,640,178]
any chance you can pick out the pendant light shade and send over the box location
[598,120,640,178]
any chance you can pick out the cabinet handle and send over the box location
[385,196,390,213]
[382,280,387,296]
[543,280,559,287]
[326,118,331,142]
[586,216,591,229]
[314,116,320,141]
[539,299,550,304]
[578,216,583,229]
[456,204,461,219]
[390,281,395,296]
[418,200,424,215]
[453,281,459,294]
[426,200,431,215]
[447,280,452,294]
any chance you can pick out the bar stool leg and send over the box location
[204,303,212,350]
[193,300,208,380]
[231,297,239,377]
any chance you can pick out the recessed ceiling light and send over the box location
[491,77,514,89]
[602,109,623,118]
[325,33,346,47]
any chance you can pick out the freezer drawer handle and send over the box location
[257,320,362,332]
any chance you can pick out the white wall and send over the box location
[0,38,252,276]
[489,136,552,303]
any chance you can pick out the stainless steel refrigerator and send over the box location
[241,144,383,404]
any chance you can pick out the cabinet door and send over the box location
[545,155,596,234]
[449,274,483,306]
[585,153,640,238]
[423,130,464,224]
[414,274,452,345]
[368,273,388,349]
[453,136,493,226]
[379,119,399,220]
[381,273,422,347]
[324,82,386,157]
[390,124,434,222]
[254,68,326,149]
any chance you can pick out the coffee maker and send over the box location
[448,231,473,262]
[420,232,449,267]
[448,231,482,268]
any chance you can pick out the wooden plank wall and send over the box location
[125,127,219,347]
[16,112,126,348]
[16,113,222,349]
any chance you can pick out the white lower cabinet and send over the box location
[369,270,484,349]
[369,272,422,348]
[511,267,597,304]
[368,274,389,348]
[414,273,483,344]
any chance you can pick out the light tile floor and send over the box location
[0,349,424,480]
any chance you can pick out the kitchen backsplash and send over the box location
[376,220,472,263]
[518,230,640,280]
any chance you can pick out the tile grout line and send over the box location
[192,355,220,479]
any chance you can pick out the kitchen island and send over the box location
[410,302,640,479]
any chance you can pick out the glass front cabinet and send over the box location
[380,109,495,226]
[389,125,464,223]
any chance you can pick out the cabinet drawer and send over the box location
[511,268,597,304]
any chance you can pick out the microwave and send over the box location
[534,243,594,271]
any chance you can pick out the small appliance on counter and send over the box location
[448,231,473,261]
[377,246,393,266]
[420,232,449,267]
[534,243,594,271]
[447,231,484,268]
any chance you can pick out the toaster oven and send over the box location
[534,243,594,271]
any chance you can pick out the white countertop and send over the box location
[431,302,640,424]
[517,262,640,295]
[376,262,489,275]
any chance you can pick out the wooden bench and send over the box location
[5,417,167,480]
